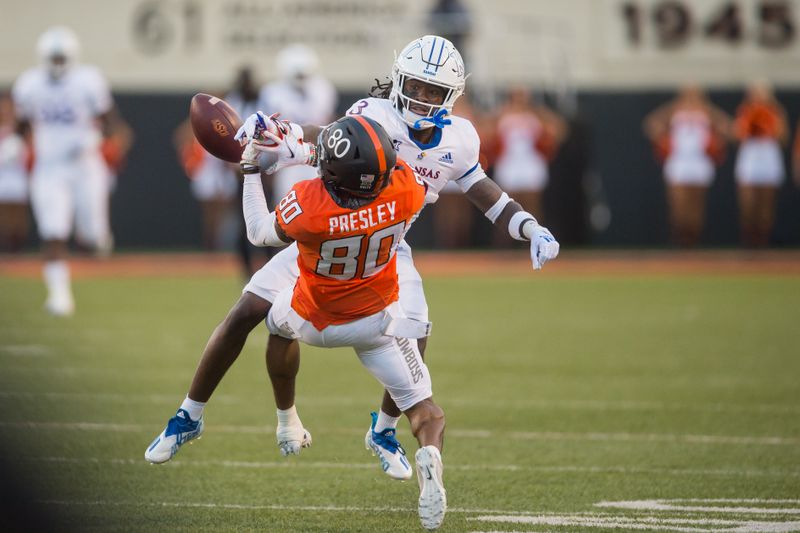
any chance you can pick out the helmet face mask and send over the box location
[390,35,466,129]
[318,116,397,199]
[37,26,80,79]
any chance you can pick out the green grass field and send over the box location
[1,272,799,532]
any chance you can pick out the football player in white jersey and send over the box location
[12,26,129,316]
[258,44,337,203]
[144,36,558,491]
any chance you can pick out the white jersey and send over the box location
[346,97,486,204]
[12,65,111,164]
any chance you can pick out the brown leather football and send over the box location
[189,93,243,163]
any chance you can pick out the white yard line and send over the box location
[469,515,800,532]
[596,500,800,514]
[34,500,800,532]
[25,456,800,478]
[1,388,799,415]
[2,419,798,446]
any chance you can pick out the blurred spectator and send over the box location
[431,96,493,248]
[258,44,337,203]
[427,0,473,59]
[226,66,270,277]
[644,84,731,248]
[733,80,789,247]
[0,92,30,252]
[174,67,260,256]
[492,86,566,247]
[174,119,238,251]
[12,26,130,316]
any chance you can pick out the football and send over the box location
[189,93,243,163]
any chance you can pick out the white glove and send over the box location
[276,424,313,457]
[235,112,314,174]
[523,222,560,270]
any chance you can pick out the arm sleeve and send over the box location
[242,173,291,247]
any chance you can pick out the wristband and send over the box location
[508,210,537,241]
[484,192,510,223]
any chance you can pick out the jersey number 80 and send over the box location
[316,221,406,280]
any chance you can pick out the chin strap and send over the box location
[413,108,452,130]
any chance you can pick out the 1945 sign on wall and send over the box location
[620,0,795,48]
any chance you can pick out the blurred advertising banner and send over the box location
[1,0,799,91]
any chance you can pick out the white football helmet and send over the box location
[277,44,319,86]
[390,35,466,129]
[37,26,80,79]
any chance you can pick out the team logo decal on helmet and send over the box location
[318,116,397,198]
[390,35,466,130]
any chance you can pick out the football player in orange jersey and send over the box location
[147,116,449,529]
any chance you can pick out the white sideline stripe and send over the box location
[1,420,797,446]
[34,499,597,516]
[469,515,800,532]
[28,456,800,478]
[510,430,800,446]
[34,501,800,532]
[0,345,51,356]
[1,389,799,415]
[596,499,800,514]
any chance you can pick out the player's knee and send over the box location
[225,293,271,333]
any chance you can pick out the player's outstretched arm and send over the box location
[464,177,560,270]
[239,140,293,247]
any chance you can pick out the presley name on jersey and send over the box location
[275,162,426,330]
[346,98,486,204]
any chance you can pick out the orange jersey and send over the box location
[735,102,782,140]
[275,162,426,330]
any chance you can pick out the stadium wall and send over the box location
[107,89,800,249]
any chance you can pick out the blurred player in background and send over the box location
[492,85,566,247]
[0,92,30,252]
[258,44,337,203]
[140,36,559,491]
[733,80,789,248]
[12,26,130,315]
[644,84,730,247]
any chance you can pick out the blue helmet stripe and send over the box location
[433,38,445,73]
[427,37,437,65]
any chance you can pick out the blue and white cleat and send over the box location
[365,412,412,480]
[415,445,447,530]
[145,409,204,464]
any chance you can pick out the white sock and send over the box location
[277,405,301,427]
[43,260,72,299]
[180,396,206,421]
[375,410,400,433]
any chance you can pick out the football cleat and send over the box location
[44,293,75,317]
[276,424,312,456]
[415,445,446,530]
[145,409,204,464]
[365,412,412,480]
